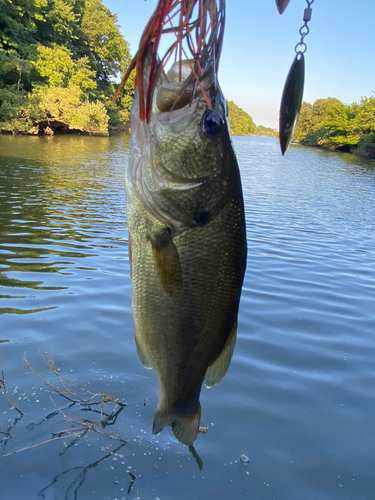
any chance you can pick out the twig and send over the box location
[3,432,83,457]
[37,442,126,500]
[51,397,127,444]
[23,353,77,403]
[1,353,24,416]
[3,349,128,458]
[23,350,127,409]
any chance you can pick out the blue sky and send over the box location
[103,1,375,127]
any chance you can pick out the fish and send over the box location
[123,0,247,446]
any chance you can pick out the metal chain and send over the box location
[295,0,314,55]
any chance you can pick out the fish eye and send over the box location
[202,110,224,138]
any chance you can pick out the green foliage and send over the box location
[80,0,130,81]
[0,51,34,90]
[33,44,76,86]
[355,96,375,135]
[226,101,276,137]
[35,85,108,134]
[227,100,256,135]
[0,0,132,135]
[0,0,44,51]
[35,0,79,46]
[292,101,312,143]
[0,84,108,134]
[33,44,96,95]
[256,125,277,137]
[293,96,375,156]
[0,87,39,134]
[117,70,134,126]
[356,133,375,158]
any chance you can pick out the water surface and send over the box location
[1,134,375,500]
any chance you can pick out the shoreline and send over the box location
[1,130,374,161]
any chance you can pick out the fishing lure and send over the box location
[114,0,225,122]
[275,0,291,15]
[279,0,314,155]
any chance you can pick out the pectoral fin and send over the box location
[204,320,237,388]
[149,228,182,296]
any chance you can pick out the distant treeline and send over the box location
[0,0,133,135]
[227,100,276,137]
[294,97,375,159]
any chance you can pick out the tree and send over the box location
[256,125,277,137]
[355,95,375,135]
[356,133,375,158]
[32,44,96,94]
[34,85,109,134]
[293,101,312,143]
[0,0,43,52]
[294,97,360,151]
[0,0,132,134]
[79,0,130,82]
[33,0,80,47]
[227,100,256,135]
[0,51,33,90]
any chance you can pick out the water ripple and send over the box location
[1,134,375,499]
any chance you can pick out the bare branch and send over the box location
[3,349,128,459]
[1,353,24,416]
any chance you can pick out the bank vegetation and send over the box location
[227,100,276,137]
[0,0,133,135]
[294,97,375,159]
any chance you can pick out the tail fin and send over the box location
[152,403,201,446]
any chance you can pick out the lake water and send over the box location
[1,133,375,500]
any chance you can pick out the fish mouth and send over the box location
[156,58,216,114]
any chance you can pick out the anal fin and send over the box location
[204,320,237,388]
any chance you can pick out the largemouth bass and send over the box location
[124,0,247,446]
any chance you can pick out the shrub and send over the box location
[356,133,375,159]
